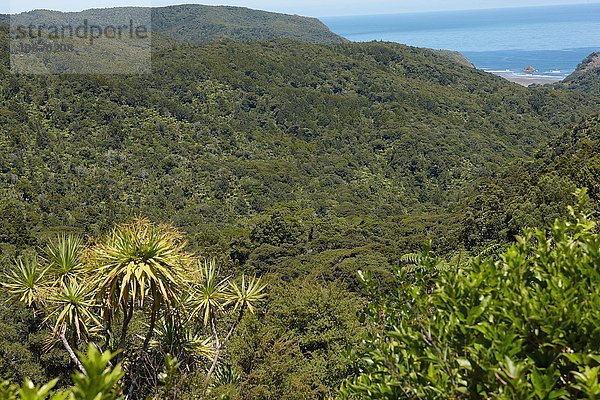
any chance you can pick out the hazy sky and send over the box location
[4,0,600,16]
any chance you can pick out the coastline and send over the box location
[490,72,564,87]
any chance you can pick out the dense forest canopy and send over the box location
[0,29,596,239]
[0,4,599,398]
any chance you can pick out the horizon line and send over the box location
[321,1,600,18]
[3,1,600,17]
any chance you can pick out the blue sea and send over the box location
[322,3,600,80]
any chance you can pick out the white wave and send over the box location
[510,73,563,79]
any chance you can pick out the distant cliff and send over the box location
[574,52,600,73]
[560,52,600,96]
[430,49,474,68]
[151,5,345,44]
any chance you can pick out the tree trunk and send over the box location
[141,298,159,352]
[199,346,220,400]
[101,308,113,352]
[60,332,85,374]
[199,317,221,400]
[127,294,160,399]
[118,300,134,351]
[198,308,245,400]
[116,300,134,366]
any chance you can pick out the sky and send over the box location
[3,0,600,16]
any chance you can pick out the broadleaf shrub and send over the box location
[0,345,123,400]
[341,191,600,399]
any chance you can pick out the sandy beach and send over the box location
[495,73,564,87]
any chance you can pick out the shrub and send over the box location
[341,191,600,399]
[0,345,123,400]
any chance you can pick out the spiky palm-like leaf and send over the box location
[190,259,229,327]
[88,218,193,312]
[150,316,214,361]
[45,234,84,283]
[44,278,100,341]
[212,363,240,387]
[1,256,46,307]
[226,275,268,314]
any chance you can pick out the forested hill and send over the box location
[1,16,600,398]
[560,52,600,96]
[0,4,345,44]
[0,28,595,247]
[459,115,600,247]
[151,4,345,44]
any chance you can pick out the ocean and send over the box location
[322,3,600,80]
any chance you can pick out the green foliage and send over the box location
[0,296,68,386]
[341,193,600,399]
[44,279,99,341]
[150,316,214,362]
[17,379,65,400]
[461,116,600,247]
[0,10,599,400]
[226,275,268,314]
[230,278,364,399]
[69,345,124,400]
[150,4,345,44]
[0,380,18,400]
[250,213,306,247]
[1,219,268,399]
[0,346,123,400]
[1,256,45,307]
[45,235,84,283]
[89,217,194,311]
[0,34,594,243]
[208,364,240,400]
[190,260,230,327]
[0,5,344,45]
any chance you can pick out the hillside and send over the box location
[151,4,345,44]
[0,26,596,252]
[432,49,474,68]
[460,115,600,247]
[560,52,600,95]
[0,18,599,399]
[1,4,345,44]
[577,52,600,72]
